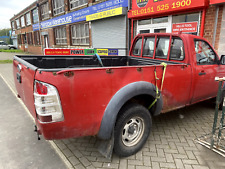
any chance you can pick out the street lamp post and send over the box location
[36,0,43,54]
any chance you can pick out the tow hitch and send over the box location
[34,125,41,140]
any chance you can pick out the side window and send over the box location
[170,38,184,60]
[143,37,155,57]
[195,40,217,65]
[132,38,142,56]
[155,37,170,59]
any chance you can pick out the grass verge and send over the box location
[0,49,24,53]
[0,60,13,64]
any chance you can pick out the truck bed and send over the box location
[14,55,182,71]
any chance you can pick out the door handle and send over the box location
[199,72,206,76]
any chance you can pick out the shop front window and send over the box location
[71,23,89,46]
[27,32,33,45]
[153,17,168,24]
[138,19,151,25]
[55,26,67,45]
[34,31,40,45]
[172,13,199,23]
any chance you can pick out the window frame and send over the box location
[54,26,67,46]
[16,19,20,29]
[26,12,31,26]
[41,2,50,20]
[52,0,65,16]
[32,8,39,24]
[71,22,89,46]
[69,0,88,10]
[34,31,40,45]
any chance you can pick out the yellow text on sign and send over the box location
[97,49,108,56]
[86,7,123,21]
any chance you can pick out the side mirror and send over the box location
[220,55,225,65]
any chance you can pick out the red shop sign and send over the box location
[128,0,208,19]
[172,22,198,33]
[210,0,225,4]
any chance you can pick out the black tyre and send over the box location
[114,103,152,157]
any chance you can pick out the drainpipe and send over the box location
[200,8,206,37]
[212,6,219,48]
[128,0,131,55]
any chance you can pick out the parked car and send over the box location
[13,33,225,158]
[0,41,17,49]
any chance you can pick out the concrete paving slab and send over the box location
[0,77,67,169]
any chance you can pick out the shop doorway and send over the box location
[44,35,49,48]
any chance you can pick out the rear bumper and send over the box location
[35,118,99,140]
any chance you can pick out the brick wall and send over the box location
[218,5,225,56]
[203,5,223,51]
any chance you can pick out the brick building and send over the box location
[10,0,225,56]
[10,0,129,55]
[128,0,225,56]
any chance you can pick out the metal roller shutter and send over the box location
[91,16,127,56]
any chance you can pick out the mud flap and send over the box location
[97,132,114,159]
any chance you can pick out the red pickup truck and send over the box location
[13,33,225,157]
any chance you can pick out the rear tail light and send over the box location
[34,80,64,123]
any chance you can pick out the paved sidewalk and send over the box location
[1,57,225,168]
[0,77,67,169]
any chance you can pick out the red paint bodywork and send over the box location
[13,33,225,140]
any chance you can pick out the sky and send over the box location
[0,0,36,29]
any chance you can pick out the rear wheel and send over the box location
[114,103,152,157]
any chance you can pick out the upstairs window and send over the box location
[32,8,39,24]
[70,0,88,10]
[11,21,15,30]
[26,13,31,25]
[41,2,50,20]
[52,0,65,16]
[21,16,25,27]
[16,19,20,29]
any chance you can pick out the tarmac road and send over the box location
[0,77,67,169]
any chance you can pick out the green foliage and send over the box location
[0,49,24,53]
[0,28,10,37]
[0,60,13,64]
